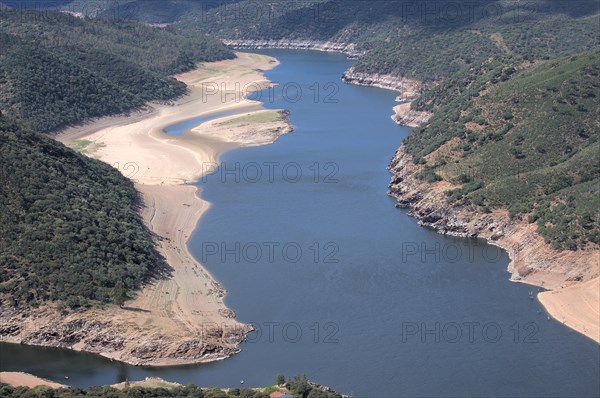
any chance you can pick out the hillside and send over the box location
[11,1,598,84]
[74,1,600,81]
[0,9,235,309]
[0,9,234,132]
[401,51,600,250]
[0,115,162,308]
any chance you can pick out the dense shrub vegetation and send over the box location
[0,374,342,398]
[405,51,600,250]
[96,0,600,82]
[0,115,162,308]
[0,9,239,310]
[0,9,234,131]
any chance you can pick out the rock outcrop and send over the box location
[0,305,250,366]
[391,103,432,128]
[223,39,365,58]
[341,67,434,127]
[341,67,425,93]
[387,146,600,290]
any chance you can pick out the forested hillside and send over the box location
[0,9,234,131]
[0,9,237,310]
[0,115,162,308]
[12,1,598,82]
[404,51,600,250]
[78,0,600,82]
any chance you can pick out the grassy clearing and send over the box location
[70,140,105,154]
[220,111,282,126]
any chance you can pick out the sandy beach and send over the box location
[539,276,600,343]
[32,52,291,365]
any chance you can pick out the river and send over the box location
[1,50,598,398]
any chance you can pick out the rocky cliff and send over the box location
[341,67,424,93]
[341,67,434,127]
[387,146,600,291]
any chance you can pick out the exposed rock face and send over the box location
[0,305,250,366]
[223,39,365,58]
[391,103,432,128]
[387,146,600,290]
[341,67,425,93]
[341,67,434,127]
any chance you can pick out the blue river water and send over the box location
[1,50,598,398]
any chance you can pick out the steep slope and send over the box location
[388,51,599,288]
[0,115,162,309]
[151,1,599,81]
[0,9,234,131]
[399,51,600,250]
[0,9,232,309]
[23,1,599,84]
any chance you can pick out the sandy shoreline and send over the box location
[0,52,291,366]
[66,52,291,365]
[538,277,599,342]
[0,372,68,389]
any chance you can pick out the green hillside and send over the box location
[0,10,236,309]
[351,2,599,81]
[0,115,163,308]
[13,1,599,82]
[88,0,600,82]
[406,51,600,250]
[0,9,234,132]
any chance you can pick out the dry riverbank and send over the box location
[0,52,292,366]
[0,372,68,389]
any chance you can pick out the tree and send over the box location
[111,281,128,308]
[276,374,285,386]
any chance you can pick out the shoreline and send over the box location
[387,146,600,343]
[1,52,292,366]
[225,42,434,128]
[0,372,69,389]
[341,58,599,343]
[223,39,366,59]
[0,372,347,397]
[2,46,596,371]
